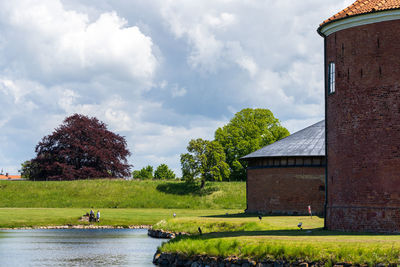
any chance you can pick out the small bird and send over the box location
[173,213,176,218]
[198,227,202,235]
[297,222,303,230]
[258,215,262,221]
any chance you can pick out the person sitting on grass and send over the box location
[96,210,100,222]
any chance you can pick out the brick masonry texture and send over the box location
[326,19,400,232]
[246,167,325,215]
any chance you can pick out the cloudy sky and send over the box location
[0,0,353,175]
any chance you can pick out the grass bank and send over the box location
[0,180,245,209]
[0,208,243,228]
[156,215,400,265]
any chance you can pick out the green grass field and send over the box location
[0,208,243,228]
[156,215,400,265]
[0,180,245,209]
[153,214,323,234]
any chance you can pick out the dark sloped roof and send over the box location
[242,120,325,159]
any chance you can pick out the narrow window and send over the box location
[328,62,335,94]
[347,68,350,82]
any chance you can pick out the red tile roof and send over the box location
[321,0,400,27]
[0,175,22,180]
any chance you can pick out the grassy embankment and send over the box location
[155,216,400,265]
[0,179,245,209]
[0,179,245,228]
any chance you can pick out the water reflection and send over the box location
[0,229,164,267]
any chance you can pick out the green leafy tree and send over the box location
[131,170,141,179]
[180,153,197,183]
[215,108,289,180]
[19,160,39,179]
[154,164,176,180]
[132,165,153,179]
[180,138,230,188]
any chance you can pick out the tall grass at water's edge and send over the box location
[0,180,245,209]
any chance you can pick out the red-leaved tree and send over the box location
[29,114,131,180]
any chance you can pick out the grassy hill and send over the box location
[0,180,245,209]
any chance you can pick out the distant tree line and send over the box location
[131,164,176,180]
[180,108,289,187]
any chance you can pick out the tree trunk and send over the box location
[200,179,205,189]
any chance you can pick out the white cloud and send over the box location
[236,56,258,77]
[0,0,158,83]
[171,85,187,98]
[282,118,323,135]
[204,13,236,29]
[131,118,226,175]
[160,1,257,75]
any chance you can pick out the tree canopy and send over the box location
[214,108,289,180]
[154,164,176,180]
[180,138,230,187]
[132,165,154,179]
[27,114,131,180]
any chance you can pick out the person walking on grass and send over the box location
[97,210,100,222]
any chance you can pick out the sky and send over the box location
[0,0,354,175]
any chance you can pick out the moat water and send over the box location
[0,229,164,266]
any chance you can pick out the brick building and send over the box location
[242,120,326,215]
[318,0,400,232]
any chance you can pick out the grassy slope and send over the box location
[157,215,400,265]
[0,180,245,209]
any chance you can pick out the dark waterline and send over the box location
[0,229,164,267]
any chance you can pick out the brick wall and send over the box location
[326,19,400,232]
[246,166,325,215]
[327,206,400,233]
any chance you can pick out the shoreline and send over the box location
[0,224,152,230]
[153,252,324,267]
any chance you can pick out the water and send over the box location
[0,229,164,267]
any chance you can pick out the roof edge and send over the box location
[318,8,400,37]
[241,120,325,160]
[241,154,325,161]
